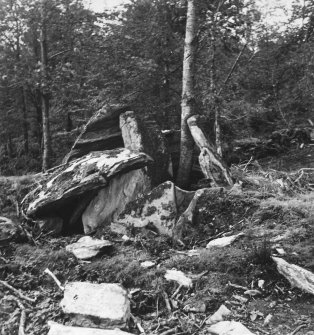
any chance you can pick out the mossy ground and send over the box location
[2,183,314,334]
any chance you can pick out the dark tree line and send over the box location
[0,0,313,176]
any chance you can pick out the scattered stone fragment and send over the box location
[184,301,206,313]
[275,247,286,255]
[207,321,255,335]
[205,304,231,325]
[60,282,130,329]
[232,295,248,303]
[263,314,273,326]
[164,269,193,287]
[244,289,261,297]
[140,261,156,269]
[258,279,265,290]
[272,257,314,295]
[48,322,133,335]
[66,236,112,260]
[206,233,244,249]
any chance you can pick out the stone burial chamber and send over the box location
[21,104,171,234]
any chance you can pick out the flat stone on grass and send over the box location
[66,236,112,260]
[48,322,133,335]
[60,282,130,329]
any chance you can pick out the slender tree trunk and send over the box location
[215,108,222,156]
[176,0,197,188]
[22,87,29,154]
[14,16,29,155]
[40,0,51,172]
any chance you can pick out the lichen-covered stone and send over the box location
[114,181,194,236]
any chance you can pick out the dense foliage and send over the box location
[0,0,312,175]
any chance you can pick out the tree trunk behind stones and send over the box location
[187,115,233,186]
[176,0,197,189]
[22,87,29,154]
[40,0,51,172]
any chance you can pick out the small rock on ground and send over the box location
[66,236,112,260]
[207,321,255,335]
[60,282,130,329]
[47,321,133,335]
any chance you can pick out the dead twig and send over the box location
[159,327,178,335]
[289,324,307,335]
[44,268,65,291]
[130,313,145,334]
[0,280,36,303]
[162,291,172,313]
[7,295,26,335]
[171,285,182,299]
[227,281,249,291]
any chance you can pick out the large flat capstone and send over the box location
[60,282,130,329]
[48,322,133,335]
[22,148,152,218]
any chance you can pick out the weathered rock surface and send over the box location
[22,148,152,219]
[64,105,129,163]
[113,181,194,237]
[207,321,255,335]
[60,282,130,329]
[66,236,112,260]
[187,115,233,186]
[164,269,193,287]
[48,322,132,335]
[206,304,231,325]
[206,233,244,249]
[82,169,149,234]
[120,111,170,186]
[272,257,314,295]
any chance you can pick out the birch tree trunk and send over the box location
[176,0,197,189]
[40,0,51,172]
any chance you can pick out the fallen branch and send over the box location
[44,268,65,291]
[227,281,249,291]
[130,313,145,334]
[162,291,172,313]
[0,280,36,303]
[289,324,307,335]
[7,295,26,335]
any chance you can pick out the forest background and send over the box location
[0,0,312,175]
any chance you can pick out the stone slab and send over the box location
[60,282,130,329]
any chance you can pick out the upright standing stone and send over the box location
[120,111,170,186]
[82,169,149,234]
